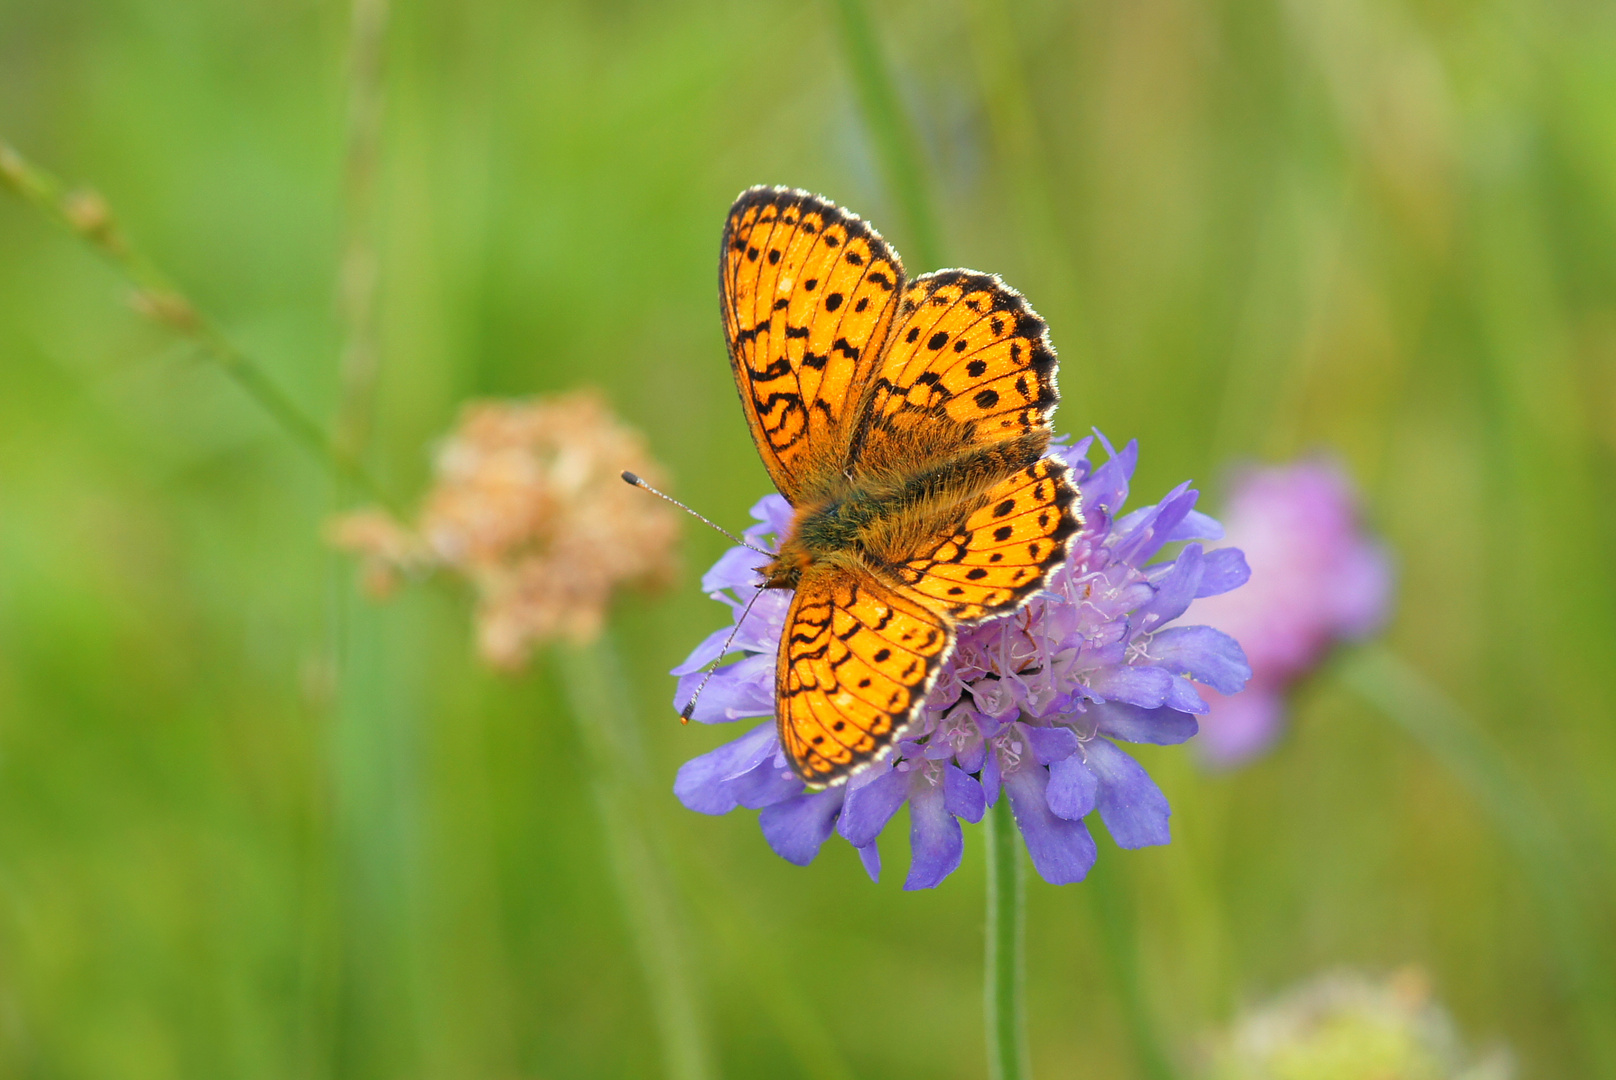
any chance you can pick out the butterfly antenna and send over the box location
[620,471,771,556]
[679,586,766,724]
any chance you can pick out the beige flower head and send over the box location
[329,391,679,668]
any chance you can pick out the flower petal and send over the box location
[1136,543,1204,631]
[1089,700,1199,745]
[905,780,964,890]
[1133,485,1199,563]
[1085,664,1174,709]
[1022,723,1080,764]
[730,761,806,809]
[1081,436,1137,517]
[701,546,764,594]
[1335,543,1395,639]
[980,747,1003,806]
[673,722,778,814]
[837,766,908,847]
[748,494,795,540]
[1004,764,1097,885]
[1114,483,1197,566]
[1051,435,1096,471]
[674,653,774,723]
[954,731,987,774]
[1164,673,1209,714]
[671,624,737,676]
[1150,625,1251,695]
[1045,754,1098,820]
[1166,509,1224,543]
[857,841,881,883]
[759,788,845,866]
[1084,738,1171,848]
[1196,547,1250,598]
[943,763,986,823]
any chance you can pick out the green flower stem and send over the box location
[1337,643,1616,1079]
[558,634,715,1080]
[985,797,1030,1080]
[827,0,943,271]
[0,138,397,513]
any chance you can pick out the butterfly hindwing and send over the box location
[776,565,952,784]
[894,456,1082,623]
[858,270,1058,454]
[722,187,906,504]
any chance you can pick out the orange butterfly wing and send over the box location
[776,565,952,784]
[717,191,1083,784]
[857,270,1059,455]
[857,270,1080,623]
[774,455,1081,784]
[721,187,906,504]
[893,455,1082,622]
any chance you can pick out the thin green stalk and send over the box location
[558,635,715,1080]
[1087,865,1178,1080]
[0,138,397,512]
[827,0,943,270]
[1337,643,1616,1079]
[334,0,391,464]
[985,798,1030,1080]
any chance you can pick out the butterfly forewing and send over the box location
[722,187,906,504]
[777,567,952,783]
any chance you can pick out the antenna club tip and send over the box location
[679,702,695,724]
[620,470,641,486]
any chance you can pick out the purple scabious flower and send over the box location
[672,436,1253,888]
[1186,460,1393,767]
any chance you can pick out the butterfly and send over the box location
[720,186,1082,786]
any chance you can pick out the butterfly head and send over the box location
[758,545,807,591]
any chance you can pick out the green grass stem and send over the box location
[334,0,391,465]
[558,635,716,1080]
[0,137,397,513]
[827,0,943,271]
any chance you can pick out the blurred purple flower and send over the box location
[1187,460,1393,767]
[671,436,1253,889]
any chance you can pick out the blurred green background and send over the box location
[2,0,1614,1077]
